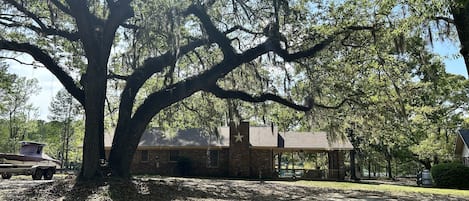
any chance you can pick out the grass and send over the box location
[290,180,469,198]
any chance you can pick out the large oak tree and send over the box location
[0,0,376,180]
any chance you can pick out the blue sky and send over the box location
[6,40,469,121]
[433,40,468,77]
[7,62,62,120]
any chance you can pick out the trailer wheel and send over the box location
[32,169,43,180]
[43,169,54,180]
[1,173,12,179]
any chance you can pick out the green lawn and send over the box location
[289,180,469,198]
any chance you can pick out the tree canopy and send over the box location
[0,0,468,181]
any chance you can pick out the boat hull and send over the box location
[0,153,61,169]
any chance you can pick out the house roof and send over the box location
[104,128,230,148]
[455,129,469,154]
[104,126,354,151]
[278,132,354,150]
[217,126,279,147]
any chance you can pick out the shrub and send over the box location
[431,162,469,189]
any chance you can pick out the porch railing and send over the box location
[278,168,346,180]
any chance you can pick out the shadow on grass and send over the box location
[11,177,466,201]
[62,180,105,201]
[107,178,215,201]
[106,178,405,201]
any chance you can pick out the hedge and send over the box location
[431,162,469,189]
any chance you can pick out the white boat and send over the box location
[0,141,61,180]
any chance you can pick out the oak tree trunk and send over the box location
[452,5,469,76]
[78,59,107,181]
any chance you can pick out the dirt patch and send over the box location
[1,177,468,201]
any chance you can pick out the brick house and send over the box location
[104,121,354,179]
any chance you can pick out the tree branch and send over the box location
[432,16,455,24]
[0,40,85,105]
[128,19,370,135]
[50,0,72,15]
[270,37,333,62]
[3,0,47,30]
[0,18,79,41]
[105,0,134,39]
[1,1,79,41]
[108,71,128,80]
[225,25,263,36]
[131,33,336,123]
[205,84,349,111]
[114,37,210,130]
[273,25,376,62]
[0,56,42,67]
[186,4,236,57]
[129,41,269,124]
[120,23,140,30]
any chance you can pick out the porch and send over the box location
[272,131,354,180]
[273,150,349,180]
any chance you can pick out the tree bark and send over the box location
[385,152,393,179]
[108,120,149,178]
[452,4,469,76]
[64,0,133,181]
[418,158,432,169]
[368,158,371,179]
[79,59,107,181]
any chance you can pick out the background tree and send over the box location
[395,0,469,76]
[0,76,39,152]
[0,62,15,112]
[49,88,83,169]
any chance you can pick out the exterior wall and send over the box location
[463,146,469,158]
[249,149,274,178]
[463,146,469,167]
[107,148,229,176]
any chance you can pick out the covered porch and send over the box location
[273,131,354,180]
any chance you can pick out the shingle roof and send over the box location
[104,126,354,150]
[104,128,230,148]
[455,129,469,154]
[217,126,279,147]
[279,131,354,150]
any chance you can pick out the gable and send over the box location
[217,126,279,147]
[456,129,469,155]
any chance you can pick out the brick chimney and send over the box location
[229,121,250,177]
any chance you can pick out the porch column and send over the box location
[350,149,357,180]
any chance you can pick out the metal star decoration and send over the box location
[234,132,244,142]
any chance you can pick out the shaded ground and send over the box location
[1,176,468,201]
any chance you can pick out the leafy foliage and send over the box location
[0,75,39,152]
[431,162,469,189]
[1,0,468,180]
